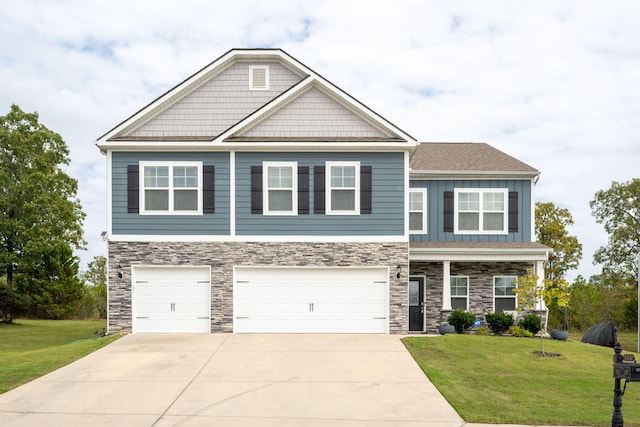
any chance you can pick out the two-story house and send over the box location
[97,48,548,335]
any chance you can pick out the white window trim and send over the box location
[263,161,298,216]
[454,188,508,235]
[450,276,469,311]
[326,161,360,216]
[409,188,427,234]
[493,275,518,311]
[249,65,269,90]
[139,161,203,216]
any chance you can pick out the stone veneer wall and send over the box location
[108,241,408,334]
[410,262,531,333]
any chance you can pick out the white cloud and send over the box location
[1,0,639,280]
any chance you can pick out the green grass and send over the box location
[403,332,640,427]
[0,319,120,394]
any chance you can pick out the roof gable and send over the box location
[97,49,415,148]
[227,85,399,142]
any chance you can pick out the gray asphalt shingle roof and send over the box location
[410,142,539,174]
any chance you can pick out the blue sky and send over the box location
[1,0,639,280]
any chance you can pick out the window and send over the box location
[326,161,360,215]
[409,189,427,233]
[450,276,468,310]
[454,188,508,234]
[249,65,269,90]
[494,276,517,311]
[264,162,297,215]
[140,162,202,215]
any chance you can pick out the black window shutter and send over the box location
[508,191,519,232]
[360,166,372,214]
[203,165,215,214]
[313,166,325,214]
[250,166,263,214]
[298,166,309,214]
[443,191,454,232]
[127,165,139,213]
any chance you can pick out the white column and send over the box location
[534,260,546,310]
[442,261,451,310]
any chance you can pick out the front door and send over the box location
[408,278,425,331]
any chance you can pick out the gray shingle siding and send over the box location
[409,179,532,243]
[240,87,389,138]
[126,61,303,138]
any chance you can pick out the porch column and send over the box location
[534,260,546,310]
[442,261,451,310]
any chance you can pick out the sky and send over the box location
[0,0,638,281]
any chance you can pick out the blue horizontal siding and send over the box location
[111,152,230,235]
[410,179,532,242]
[235,152,405,236]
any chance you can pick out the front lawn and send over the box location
[403,333,640,427]
[0,319,120,393]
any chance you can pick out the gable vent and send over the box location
[249,65,269,90]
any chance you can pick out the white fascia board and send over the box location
[96,141,417,152]
[410,247,549,262]
[105,234,409,243]
[410,170,540,180]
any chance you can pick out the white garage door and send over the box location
[234,267,388,333]
[132,266,211,333]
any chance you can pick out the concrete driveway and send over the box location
[0,333,468,426]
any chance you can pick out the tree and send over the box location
[514,269,570,354]
[79,255,107,319]
[16,242,83,319]
[535,202,583,282]
[590,178,640,285]
[0,104,85,321]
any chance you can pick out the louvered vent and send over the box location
[249,65,269,90]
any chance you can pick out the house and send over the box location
[97,48,549,335]
[408,143,549,332]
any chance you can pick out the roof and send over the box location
[410,143,539,178]
[96,48,417,151]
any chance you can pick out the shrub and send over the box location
[447,309,475,333]
[518,313,542,335]
[509,325,533,337]
[485,311,514,335]
[476,326,489,335]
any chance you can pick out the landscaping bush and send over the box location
[518,313,542,335]
[485,311,514,335]
[447,309,475,333]
[509,325,533,337]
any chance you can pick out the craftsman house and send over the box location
[97,48,548,335]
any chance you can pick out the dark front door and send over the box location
[408,278,425,331]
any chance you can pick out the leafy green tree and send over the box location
[0,104,85,321]
[535,202,583,282]
[535,202,582,328]
[590,178,640,285]
[79,255,107,319]
[16,242,83,319]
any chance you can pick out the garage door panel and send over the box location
[133,267,211,333]
[234,268,388,333]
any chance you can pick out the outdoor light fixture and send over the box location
[396,265,401,279]
[117,264,123,279]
